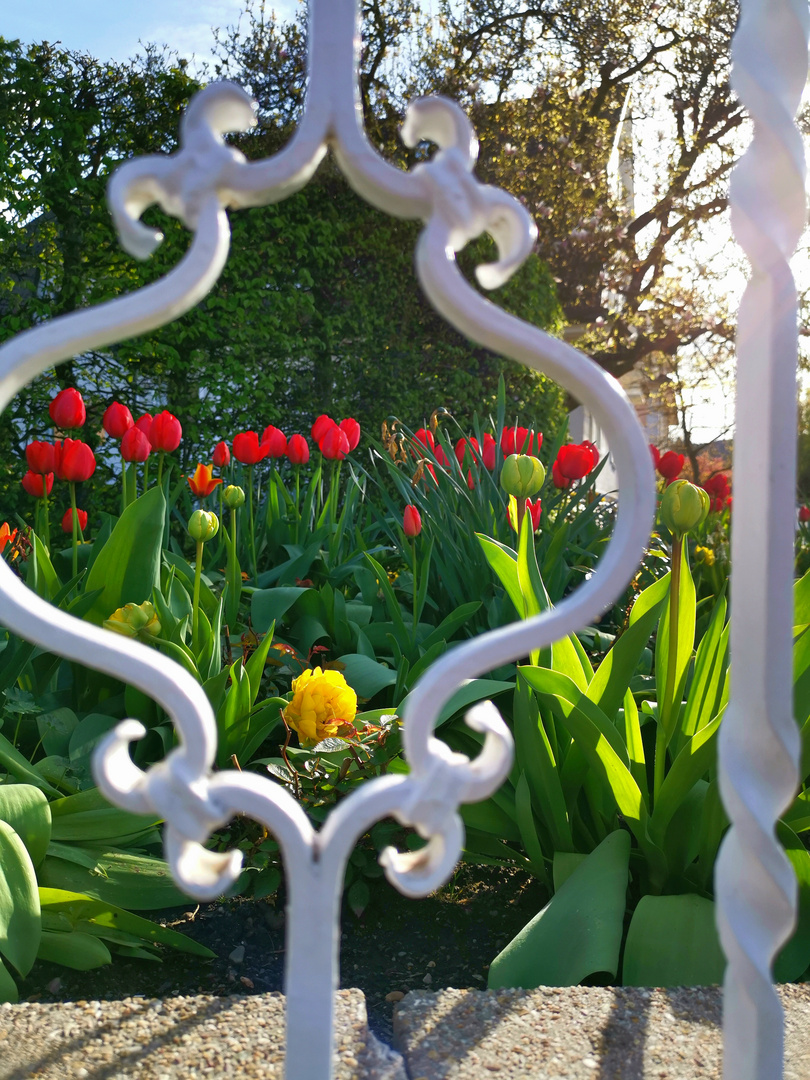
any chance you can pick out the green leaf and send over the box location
[251,587,310,634]
[36,707,79,758]
[83,487,166,625]
[655,540,696,746]
[244,622,277,704]
[29,533,61,601]
[649,714,721,846]
[337,653,397,699]
[38,888,216,958]
[0,731,61,796]
[420,601,482,651]
[36,929,111,970]
[680,595,728,743]
[587,597,664,722]
[347,879,370,918]
[488,831,630,988]
[460,798,521,844]
[399,678,514,729]
[622,894,725,986]
[774,821,810,982]
[0,955,18,1003]
[514,771,549,882]
[38,848,190,910]
[477,534,524,618]
[513,674,572,852]
[0,820,40,975]
[0,784,51,866]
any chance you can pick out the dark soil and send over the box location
[19,864,546,1043]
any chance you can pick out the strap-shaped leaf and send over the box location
[0,820,40,976]
[680,594,728,744]
[587,597,663,722]
[649,713,722,845]
[513,675,572,851]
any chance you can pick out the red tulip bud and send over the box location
[213,440,230,469]
[413,428,435,453]
[482,433,497,470]
[555,443,597,481]
[403,504,422,537]
[150,410,182,453]
[25,441,55,475]
[135,413,153,437]
[800,505,810,524]
[103,402,134,439]
[233,431,269,465]
[49,388,86,430]
[320,426,350,460]
[656,450,685,482]
[339,418,361,451]
[287,434,310,466]
[261,425,288,457]
[21,470,53,498]
[311,415,337,443]
[62,507,88,533]
[121,426,151,462]
[54,439,96,483]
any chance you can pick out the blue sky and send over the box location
[5,1,297,70]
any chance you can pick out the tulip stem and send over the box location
[654,533,682,806]
[143,456,150,492]
[192,538,204,654]
[157,452,165,489]
[294,466,300,545]
[516,497,526,538]
[41,489,50,550]
[247,465,258,584]
[411,537,418,641]
[69,482,79,577]
[120,455,128,514]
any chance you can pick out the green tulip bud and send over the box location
[188,509,219,543]
[500,454,546,499]
[223,484,246,509]
[104,600,162,642]
[660,479,710,537]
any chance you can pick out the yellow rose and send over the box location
[283,666,357,746]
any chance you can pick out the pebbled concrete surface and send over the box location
[0,984,807,1078]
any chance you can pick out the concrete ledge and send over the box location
[0,985,807,1078]
[393,985,810,1079]
[0,991,405,1079]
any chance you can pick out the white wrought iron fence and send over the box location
[0,1,805,1078]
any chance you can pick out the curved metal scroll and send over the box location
[0,1,656,1077]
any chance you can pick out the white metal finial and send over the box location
[0,2,658,1077]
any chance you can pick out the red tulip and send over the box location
[150,410,182,453]
[434,444,450,468]
[25,441,55,475]
[508,497,542,532]
[455,436,481,467]
[800,505,810,524]
[339,418,361,451]
[403,504,422,538]
[466,469,476,489]
[49,388,86,430]
[581,440,600,469]
[62,507,88,533]
[233,431,269,465]
[121,426,151,463]
[552,460,572,489]
[650,444,661,468]
[413,428,435,453]
[555,443,596,481]
[213,440,230,469]
[287,434,310,466]
[102,402,134,439]
[187,463,223,497]
[320,426,350,460]
[21,470,53,498]
[656,451,685,482]
[311,415,337,443]
[501,425,535,456]
[135,413,153,437]
[703,473,730,499]
[482,433,497,470]
[261,425,288,458]
[54,439,96,483]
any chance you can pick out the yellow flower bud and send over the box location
[660,480,710,538]
[695,545,716,567]
[104,600,162,642]
[223,485,246,509]
[500,454,546,499]
[188,509,219,542]
[283,666,358,747]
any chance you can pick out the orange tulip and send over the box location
[0,523,17,554]
[187,463,223,497]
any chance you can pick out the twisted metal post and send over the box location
[716,0,809,1076]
